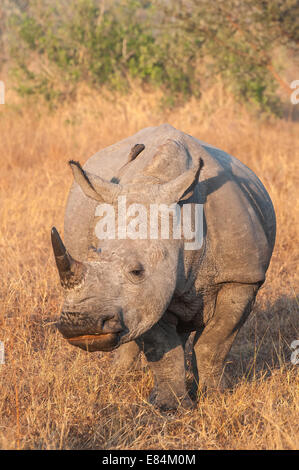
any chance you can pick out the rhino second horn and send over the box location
[128,143,145,162]
[51,227,86,289]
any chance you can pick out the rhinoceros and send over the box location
[51,124,276,410]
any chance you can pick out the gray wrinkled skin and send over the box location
[55,124,276,410]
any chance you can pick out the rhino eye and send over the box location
[126,264,145,283]
[130,268,144,277]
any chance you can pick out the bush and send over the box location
[7,0,198,103]
[4,0,299,113]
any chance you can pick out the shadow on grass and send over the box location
[24,293,298,391]
[224,293,299,384]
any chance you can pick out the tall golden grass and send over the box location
[0,84,298,449]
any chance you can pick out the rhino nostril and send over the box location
[100,314,123,333]
[58,311,123,335]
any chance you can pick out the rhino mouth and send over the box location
[56,315,123,352]
[65,332,120,352]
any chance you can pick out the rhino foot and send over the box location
[148,388,194,411]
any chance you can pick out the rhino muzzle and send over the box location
[51,227,125,351]
[56,320,122,351]
[65,333,120,352]
[56,311,124,352]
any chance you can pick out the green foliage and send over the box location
[8,0,197,102]
[161,0,299,115]
[5,0,299,113]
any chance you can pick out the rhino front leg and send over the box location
[193,282,259,392]
[136,317,193,411]
[112,341,141,373]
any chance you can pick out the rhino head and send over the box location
[52,142,203,352]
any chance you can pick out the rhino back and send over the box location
[64,124,276,285]
[186,134,276,285]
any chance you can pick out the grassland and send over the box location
[0,84,298,449]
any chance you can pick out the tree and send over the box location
[4,0,299,113]
[160,0,299,113]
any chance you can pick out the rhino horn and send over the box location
[51,227,86,289]
[157,157,204,204]
[69,160,122,203]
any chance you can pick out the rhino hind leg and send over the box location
[136,317,194,411]
[192,282,259,394]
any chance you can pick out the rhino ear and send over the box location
[69,160,122,203]
[157,158,204,204]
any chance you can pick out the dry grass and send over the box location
[0,83,298,449]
